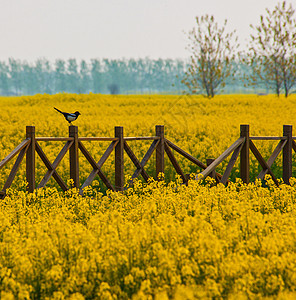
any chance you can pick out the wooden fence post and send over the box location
[26,126,35,193]
[156,125,164,180]
[283,125,292,184]
[115,126,124,191]
[69,125,79,188]
[240,124,249,184]
[206,158,216,179]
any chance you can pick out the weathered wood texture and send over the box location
[240,125,249,184]
[165,139,207,170]
[124,141,149,182]
[35,141,69,191]
[220,141,244,185]
[37,141,73,190]
[79,140,116,191]
[258,140,287,180]
[155,125,164,179]
[283,125,292,184]
[0,139,30,170]
[249,140,279,186]
[3,144,29,192]
[164,141,186,183]
[69,126,79,188]
[115,126,124,191]
[26,126,35,192]
[206,159,216,179]
[199,137,245,179]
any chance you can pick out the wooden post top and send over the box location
[115,126,123,137]
[69,125,78,134]
[283,125,292,134]
[240,124,249,135]
[156,125,164,134]
[26,126,35,134]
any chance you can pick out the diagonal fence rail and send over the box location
[0,124,296,199]
[198,124,294,186]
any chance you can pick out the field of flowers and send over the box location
[1,93,296,189]
[1,94,296,299]
[1,177,296,299]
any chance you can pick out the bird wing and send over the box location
[66,113,77,121]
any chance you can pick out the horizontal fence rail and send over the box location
[0,124,296,199]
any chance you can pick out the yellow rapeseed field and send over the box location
[1,94,296,299]
[1,93,296,188]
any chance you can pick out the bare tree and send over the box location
[182,15,239,98]
[246,1,296,97]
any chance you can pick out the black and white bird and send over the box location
[54,107,81,124]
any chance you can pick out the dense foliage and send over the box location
[1,94,296,298]
[1,177,296,299]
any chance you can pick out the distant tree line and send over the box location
[0,58,189,96]
[0,56,273,96]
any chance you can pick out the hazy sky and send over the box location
[0,0,288,62]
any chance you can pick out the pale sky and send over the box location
[0,0,288,62]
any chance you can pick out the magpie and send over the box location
[54,107,81,124]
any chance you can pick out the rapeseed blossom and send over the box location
[1,93,296,190]
[1,94,296,298]
[1,178,296,298]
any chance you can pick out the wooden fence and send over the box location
[0,124,295,199]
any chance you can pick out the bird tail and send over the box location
[54,107,63,114]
